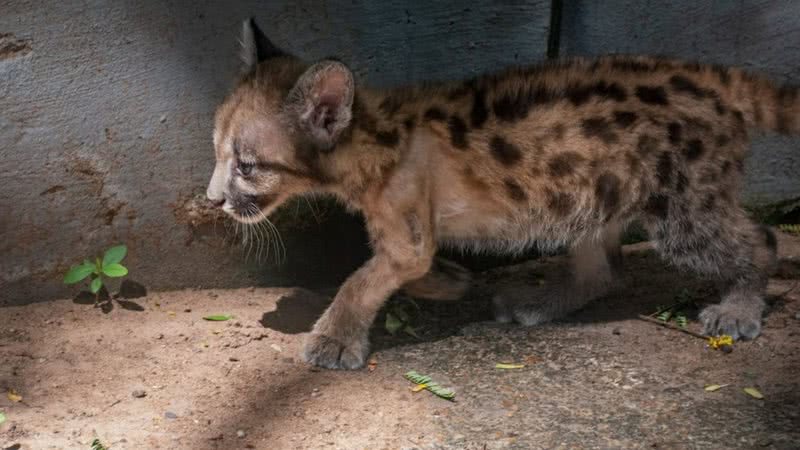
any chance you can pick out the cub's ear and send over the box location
[240,17,285,73]
[285,60,355,152]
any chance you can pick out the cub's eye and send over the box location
[237,161,254,176]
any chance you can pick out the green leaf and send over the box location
[495,363,525,369]
[743,387,764,399]
[102,244,127,266]
[385,312,403,335]
[63,263,95,284]
[102,263,128,277]
[675,313,688,329]
[404,371,455,401]
[403,326,420,339]
[90,277,103,294]
[0,411,6,425]
[203,315,232,321]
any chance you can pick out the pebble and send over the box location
[612,328,621,335]
[229,356,240,362]
[270,344,282,353]
[237,430,246,438]
[165,411,178,419]
[131,390,146,398]
[184,308,192,313]
[159,114,167,123]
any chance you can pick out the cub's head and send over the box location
[207,18,355,223]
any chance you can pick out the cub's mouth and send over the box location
[220,193,279,224]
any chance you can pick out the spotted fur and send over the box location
[208,20,799,369]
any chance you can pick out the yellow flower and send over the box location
[708,335,733,350]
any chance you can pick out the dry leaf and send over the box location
[743,387,764,399]
[367,359,378,372]
[411,384,428,392]
[7,389,22,403]
[495,363,525,369]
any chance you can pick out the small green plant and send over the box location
[90,438,109,450]
[63,245,128,303]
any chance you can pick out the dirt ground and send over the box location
[2,231,800,450]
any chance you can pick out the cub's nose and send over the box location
[206,192,225,208]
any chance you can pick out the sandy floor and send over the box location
[2,231,800,450]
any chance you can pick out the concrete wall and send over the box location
[0,1,550,304]
[1,1,797,304]
[560,0,800,204]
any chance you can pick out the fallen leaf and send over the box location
[203,315,232,321]
[704,384,728,392]
[367,359,378,372]
[6,389,21,403]
[404,371,455,401]
[743,387,764,399]
[495,363,525,369]
[0,411,6,425]
[167,311,176,317]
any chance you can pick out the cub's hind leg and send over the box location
[401,257,472,301]
[649,204,776,340]
[493,222,623,325]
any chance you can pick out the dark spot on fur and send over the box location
[775,85,798,134]
[375,129,400,147]
[504,179,527,202]
[378,95,404,116]
[656,152,672,186]
[548,151,584,177]
[667,122,682,144]
[702,194,716,211]
[613,111,637,128]
[712,65,731,85]
[551,123,566,140]
[683,139,704,161]
[566,81,627,105]
[714,99,727,115]
[644,194,669,219]
[448,115,469,149]
[582,117,618,144]
[732,109,745,125]
[490,135,522,166]
[637,135,659,155]
[715,134,730,147]
[762,226,777,251]
[595,173,621,219]
[635,86,669,105]
[403,115,417,131]
[676,172,689,193]
[546,190,574,217]
[669,75,712,98]
[721,160,732,174]
[470,87,489,128]
[493,85,555,122]
[424,107,447,122]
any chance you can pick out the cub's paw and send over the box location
[699,303,762,341]
[301,333,368,370]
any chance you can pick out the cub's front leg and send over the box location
[303,212,435,369]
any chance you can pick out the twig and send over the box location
[637,314,708,340]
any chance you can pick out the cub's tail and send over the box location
[727,70,799,135]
